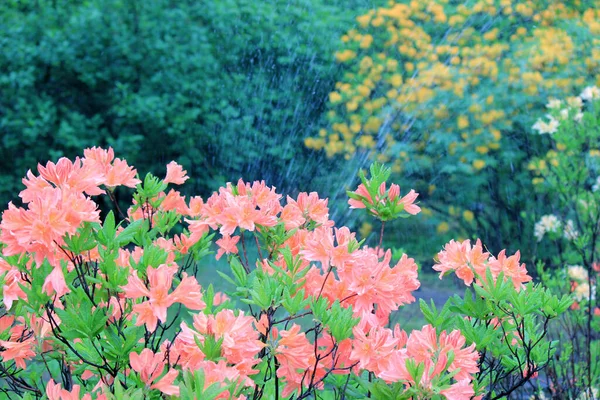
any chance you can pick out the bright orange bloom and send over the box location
[161,189,189,214]
[164,161,189,185]
[350,325,402,374]
[280,201,306,230]
[378,324,479,394]
[187,196,204,217]
[104,158,141,188]
[36,157,105,196]
[433,239,489,285]
[348,183,373,209]
[398,189,421,215]
[41,265,70,297]
[129,349,180,395]
[215,234,240,260]
[342,248,419,328]
[1,259,27,309]
[0,335,36,369]
[434,239,532,291]
[46,380,92,400]
[83,146,114,169]
[300,226,335,267]
[173,309,263,388]
[440,379,477,400]
[273,324,316,397]
[487,249,532,290]
[121,264,205,332]
[286,192,332,227]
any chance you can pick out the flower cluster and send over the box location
[566,265,596,306]
[433,238,532,290]
[0,148,560,399]
[308,1,600,176]
[534,214,562,242]
[532,86,598,134]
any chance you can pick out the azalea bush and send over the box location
[306,0,600,258]
[529,86,600,398]
[0,151,569,399]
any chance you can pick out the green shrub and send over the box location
[0,0,382,207]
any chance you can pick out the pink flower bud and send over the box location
[388,184,400,201]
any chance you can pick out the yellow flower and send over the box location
[359,56,374,71]
[359,221,373,238]
[356,14,372,28]
[476,146,489,154]
[390,74,403,88]
[360,34,374,49]
[483,28,498,41]
[364,116,382,134]
[335,49,357,63]
[421,206,433,217]
[346,101,358,112]
[437,222,450,234]
[457,115,469,129]
[532,177,544,185]
[372,16,385,27]
[329,92,342,104]
[357,85,371,97]
[473,159,486,170]
[463,210,474,222]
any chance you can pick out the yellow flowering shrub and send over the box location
[309,0,599,165]
[307,0,599,255]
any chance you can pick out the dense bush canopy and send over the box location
[0,0,383,207]
[305,0,600,258]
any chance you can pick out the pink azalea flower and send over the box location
[216,234,240,260]
[129,349,180,395]
[121,264,205,332]
[104,158,141,188]
[164,161,189,185]
[46,380,92,400]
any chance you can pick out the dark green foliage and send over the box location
[0,0,383,206]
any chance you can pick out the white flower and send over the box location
[534,214,562,241]
[559,108,570,120]
[546,98,562,109]
[564,219,579,241]
[529,392,549,400]
[532,115,559,134]
[580,86,600,101]
[574,111,584,123]
[566,96,583,109]
[577,388,600,400]
[593,176,600,192]
[534,223,545,242]
[568,265,588,282]
[573,282,595,302]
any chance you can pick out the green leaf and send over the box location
[116,219,145,247]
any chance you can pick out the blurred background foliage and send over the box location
[1,0,599,265]
[0,0,382,208]
[306,0,600,263]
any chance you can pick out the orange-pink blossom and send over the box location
[121,264,205,332]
